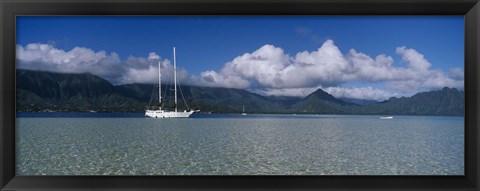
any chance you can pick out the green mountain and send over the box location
[361,87,465,116]
[16,69,464,116]
[17,70,145,112]
[290,89,354,114]
[114,84,289,113]
[339,98,378,106]
[17,69,114,98]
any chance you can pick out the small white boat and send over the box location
[380,116,394,119]
[241,105,247,115]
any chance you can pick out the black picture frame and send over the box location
[1,0,479,190]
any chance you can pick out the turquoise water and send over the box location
[16,113,464,175]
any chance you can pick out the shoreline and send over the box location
[16,111,465,118]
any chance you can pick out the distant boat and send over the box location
[380,115,393,119]
[145,47,197,118]
[241,105,247,115]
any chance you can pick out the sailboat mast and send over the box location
[173,47,178,112]
[158,61,162,105]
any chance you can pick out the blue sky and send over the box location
[16,16,464,100]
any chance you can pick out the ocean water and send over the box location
[16,113,464,175]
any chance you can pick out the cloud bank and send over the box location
[16,40,464,101]
[193,40,463,100]
[16,44,188,85]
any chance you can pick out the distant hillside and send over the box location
[362,87,465,116]
[16,69,464,116]
[17,69,114,98]
[16,70,146,112]
[290,89,354,114]
[340,98,378,106]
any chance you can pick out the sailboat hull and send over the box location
[145,110,194,118]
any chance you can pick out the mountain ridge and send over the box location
[16,69,465,116]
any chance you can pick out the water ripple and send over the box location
[16,115,464,175]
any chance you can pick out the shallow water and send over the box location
[16,113,464,175]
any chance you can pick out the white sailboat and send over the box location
[241,105,247,115]
[145,47,195,118]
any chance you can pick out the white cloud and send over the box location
[449,67,464,80]
[16,44,121,78]
[148,52,160,60]
[347,49,397,82]
[285,39,353,87]
[195,70,250,89]
[252,87,319,97]
[194,40,353,89]
[193,40,463,98]
[386,47,464,93]
[120,64,158,84]
[324,87,398,101]
[16,43,189,85]
[396,46,431,71]
[211,44,291,88]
